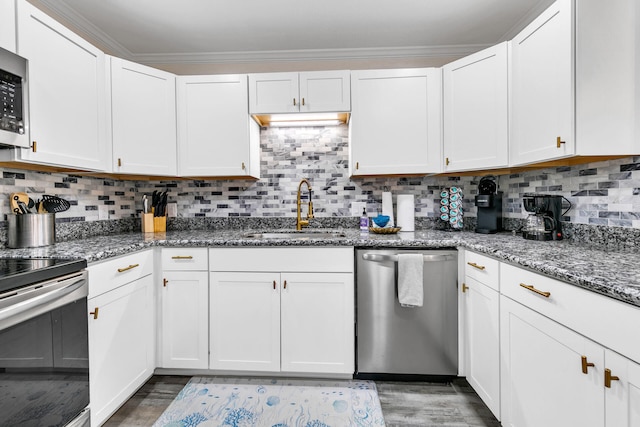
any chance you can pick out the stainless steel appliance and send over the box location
[0,46,29,148]
[474,176,503,234]
[0,258,89,427]
[522,193,570,241]
[355,249,458,379]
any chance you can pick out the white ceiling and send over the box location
[30,0,554,66]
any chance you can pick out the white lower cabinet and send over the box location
[499,260,640,427]
[88,251,154,427]
[209,247,354,375]
[159,248,209,369]
[604,350,640,427]
[500,295,604,427]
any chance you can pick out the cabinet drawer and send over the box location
[210,247,354,273]
[501,262,640,363]
[465,251,499,290]
[161,248,208,271]
[88,250,153,298]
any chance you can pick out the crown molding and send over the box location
[132,44,491,65]
[499,0,555,41]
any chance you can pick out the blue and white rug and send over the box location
[153,377,386,427]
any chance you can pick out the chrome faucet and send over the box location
[296,178,314,230]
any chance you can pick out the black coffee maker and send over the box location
[474,176,503,234]
[522,194,566,241]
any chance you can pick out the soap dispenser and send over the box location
[360,207,369,231]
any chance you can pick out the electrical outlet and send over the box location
[167,202,178,218]
[351,201,366,216]
[98,205,109,220]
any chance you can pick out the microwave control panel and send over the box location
[0,70,24,135]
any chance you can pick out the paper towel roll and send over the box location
[396,194,415,232]
[381,192,394,227]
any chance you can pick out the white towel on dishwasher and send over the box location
[398,253,424,307]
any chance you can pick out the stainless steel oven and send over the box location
[0,258,89,427]
[0,46,29,148]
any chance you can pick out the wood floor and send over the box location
[104,375,501,427]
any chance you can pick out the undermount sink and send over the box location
[242,230,347,239]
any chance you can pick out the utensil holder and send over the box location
[141,213,154,233]
[8,213,55,248]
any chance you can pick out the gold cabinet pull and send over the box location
[581,356,595,374]
[241,162,246,170]
[519,283,551,298]
[163,278,168,287]
[467,262,486,271]
[90,307,99,320]
[117,263,139,273]
[31,141,37,152]
[356,162,359,170]
[557,136,565,148]
[117,158,122,167]
[273,280,276,290]
[171,255,193,260]
[293,98,297,106]
[301,97,305,106]
[445,157,450,166]
[462,283,469,293]
[604,368,620,388]
[283,280,287,289]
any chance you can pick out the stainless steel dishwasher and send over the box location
[355,248,458,380]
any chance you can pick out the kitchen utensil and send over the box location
[41,195,71,213]
[7,213,55,248]
[10,192,30,214]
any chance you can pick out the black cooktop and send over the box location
[0,258,87,295]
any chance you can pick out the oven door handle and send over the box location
[362,253,455,263]
[0,276,86,323]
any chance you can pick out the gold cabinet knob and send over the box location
[462,283,469,293]
[581,356,595,374]
[604,368,620,388]
[90,307,99,320]
[557,136,565,148]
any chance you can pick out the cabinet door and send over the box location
[210,272,281,371]
[605,350,640,427]
[443,42,508,172]
[463,277,500,419]
[350,68,441,175]
[281,272,354,374]
[500,296,603,427]
[160,271,209,369]
[299,71,350,113]
[88,276,153,427]
[248,72,299,114]
[0,0,16,52]
[177,75,259,178]
[510,0,574,166]
[16,1,109,171]
[110,57,177,176]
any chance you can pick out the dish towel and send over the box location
[398,253,424,307]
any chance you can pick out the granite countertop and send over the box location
[0,228,638,308]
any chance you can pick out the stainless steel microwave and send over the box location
[0,46,29,148]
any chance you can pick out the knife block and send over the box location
[141,213,154,233]
[153,215,167,232]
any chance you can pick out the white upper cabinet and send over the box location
[109,56,177,176]
[510,0,640,166]
[510,0,574,166]
[177,74,260,178]
[248,70,350,114]
[443,42,508,172]
[12,1,109,171]
[0,0,16,52]
[350,68,442,176]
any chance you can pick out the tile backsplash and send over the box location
[1,125,639,232]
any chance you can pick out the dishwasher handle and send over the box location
[362,253,455,263]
